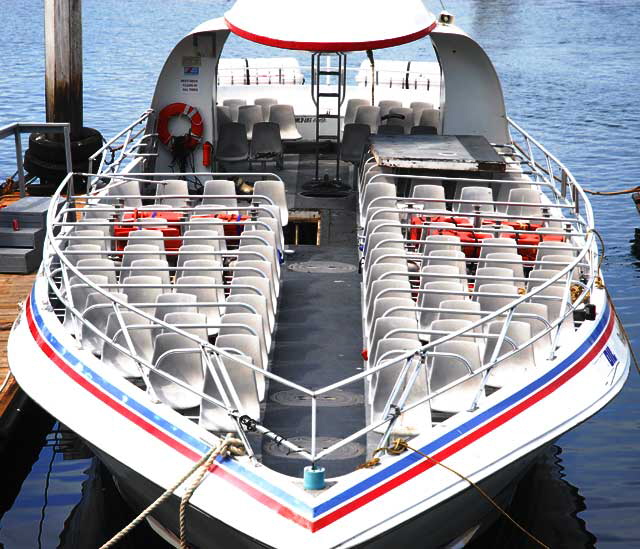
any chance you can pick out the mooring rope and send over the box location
[360,438,550,548]
[583,185,640,196]
[99,434,244,549]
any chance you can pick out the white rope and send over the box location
[99,434,244,549]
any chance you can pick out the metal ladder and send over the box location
[309,52,348,189]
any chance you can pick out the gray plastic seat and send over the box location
[181,259,224,297]
[536,241,575,261]
[419,108,440,128]
[454,181,491,202]
[216,105,233,131]
[65,274,109,331]
[361,182,397,225]
[216,333,265,401]
[429,319,475,343]
[76,258,117,286]
[219,313,268,375]
[483,320,534,387]
[411,184,447,214]
[527,269,568,291]
[269,104,302,140]
[514,302,552,363]
[128,258,171,286]
[387,107,414,134]
[65,244,102,266]
[341,123,371,165]
[233,259,277,301]
[199,351,258,432]
[475,283,519,314]
[429,338,482,413]
[153,293,198,341]
[121,275,164,317]
[377,125,404,136]
[155,179,190,208]
[68,229,107,251]
[506,188,543,218]
[175,276,224,332]
[253,180,288,227]
[229,276,276,322]
[187,214,227,251]
[368,318,420,371]
[378,100,403,118]
[127,229,166,252]
[149,332,204,409]
[183,230,224,252]
[368,297,416,343]
[366,278,412,328]
[495,175,532,212]
[355,105,381,133]
[365,263,410,295]
[475,267,515,290]
[457,186,495,214]
[237,105,264,139]
[216,123,249,164]
[81,291,128,355]
[120,244,163,281]
[103,309,153,376]
[239,245,279,280]
[425,249,467,276]
[418,281,466,335]
[223,98,246,122]
[419,234,461,260]
[479,237,518,259]
[162,312,209,343]
[437,299,482,323]
[106,178,142,208]
[371,338,428,433]
[254,97,278,119]
[250,122,283,168]
[202,179,238,212]
[343,98,369,126]
[226,293,273,349]
[531,285,575,341]
[176,245,217,278]
[410,101,434,125]
[539,254,572,270]
[484,253,525,281]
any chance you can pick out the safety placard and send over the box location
[180,78,199,94]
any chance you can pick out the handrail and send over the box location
[38,115,601,467]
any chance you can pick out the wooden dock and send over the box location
[0,192,38,427]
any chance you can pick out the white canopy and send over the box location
[224,0,436,52]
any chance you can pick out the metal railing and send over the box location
[39,117,600,471]
[0,122,72,198]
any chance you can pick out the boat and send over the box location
[8,1,631,547]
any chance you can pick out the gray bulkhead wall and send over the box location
[145,19,230,173]
[430,26,510,144]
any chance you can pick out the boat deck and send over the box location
[261,155,366,476]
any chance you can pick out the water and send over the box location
[0,0,639,546]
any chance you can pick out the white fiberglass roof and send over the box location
[224,0,436,52]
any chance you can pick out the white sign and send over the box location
[180,78,199,94]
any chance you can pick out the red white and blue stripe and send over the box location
[24,285,615,532]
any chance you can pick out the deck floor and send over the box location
[260,155,366,477]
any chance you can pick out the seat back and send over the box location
[121,244,163,280]
[65,244,101,266]
[355,105,381,133]
[222,98,247,121]
[484,253,525,280]
[174,276,223,329]
[76,258,117,285]
[378,100,403,118]
[216,123,249,161]
[387,107,414,134]
[344,98,369,126]
[103,309,153,376]
[457,186,494,214]
[483,320,534,386]
[250,122,283,159]
[506,188,543,218]
[253,180,288,226]
[254,97,278,119]
[418,281,466,333]
[437,299,481,323]
[341,123,371,164]
[202,179,238,211]
[162,311,208,341]
[237,105,264,139]
[155,179,189,208]
[269,104,301,140]
[419,108,440,128]
[410,101,433,124]
[129,259,171,285]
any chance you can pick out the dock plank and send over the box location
[0,192,41,418]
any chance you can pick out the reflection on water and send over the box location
[0,0,639,546]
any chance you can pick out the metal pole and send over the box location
[13,127,26,198]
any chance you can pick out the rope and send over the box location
[583,185,640,196]
[99,434,244,549]
[0,371,13,394]
[364,439,550,549]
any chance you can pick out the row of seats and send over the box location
[359,174,578,429]
[344,99,439,135]
[219,100,301,141]
[64,181,289,432]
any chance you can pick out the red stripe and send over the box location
[224,19,437,52]
[25,295,312,528]
[312,310,616,531]
[24,290,614,534]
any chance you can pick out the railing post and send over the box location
[13,126,26,198]
[561,170,568,199]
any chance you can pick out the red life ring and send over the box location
[157,103,204,150]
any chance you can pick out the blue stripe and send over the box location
[30,284,611,520]
[29,289,314,515]
[313,302,611,517]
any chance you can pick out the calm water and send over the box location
[1,0,639,547]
